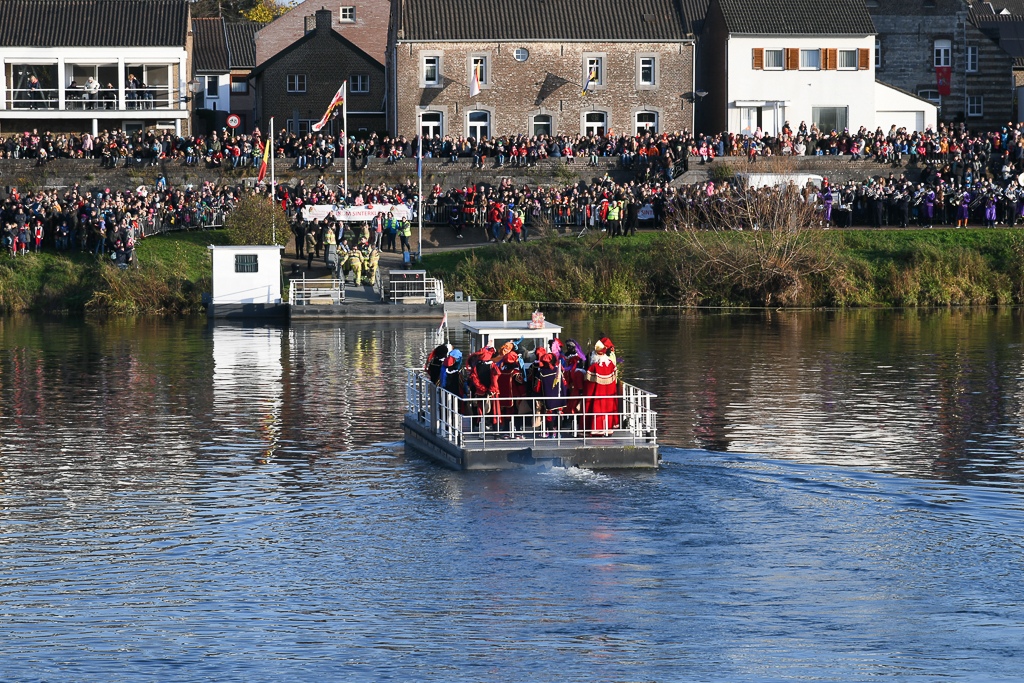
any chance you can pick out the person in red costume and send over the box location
[496,351,526,437]
[468,347,500,433]
[584,337,619,436]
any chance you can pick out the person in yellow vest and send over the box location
[607,199,622,237]
[398,217,412,253]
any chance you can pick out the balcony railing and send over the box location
[4,87,181,111]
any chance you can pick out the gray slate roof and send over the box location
[399,0,696,41]
[717,0,876,35]
[226,22,265,69]
[192,18,230,73]
[0,0,189,46]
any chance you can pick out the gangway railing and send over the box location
[289,277,344,305]
[389,271,444,304]
[406,368,657,449]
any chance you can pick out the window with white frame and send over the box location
[419,111,442,137]
[875,39,881,68]
[231,75,247,93]
[966,45,979,72]
[287,74,306,92]
[206,76,219,98]
[350,74,369,93]
[918,89,941,108]
[467,110,490,139]
[639,57,655,85]
[287,119,314,135]
[838,49,858,70]
[584,111,606,136]
[800,49,820,69]
[586,57,603,85]
[635,111,658,134]
[513,48,529,62]
[471,56,487,85]
[423,56,439,86]
[968,95,983,116]
[234,254,258,273]
[339,6,355,21]
[532,114,551,136]
[934,39,951,67]
[764,48,783,69]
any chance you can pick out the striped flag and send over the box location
[311,81,346,132]
[469,65,481,98]
[581,66,598,96]
[256,138,271,183]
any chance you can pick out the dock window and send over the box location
[235,254,258,273]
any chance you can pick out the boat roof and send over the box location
[461,320,562,337]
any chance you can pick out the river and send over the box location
[0,310,1021,681]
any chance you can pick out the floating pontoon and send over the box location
[403,319,659,470]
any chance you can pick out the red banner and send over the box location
[936,66,952,96]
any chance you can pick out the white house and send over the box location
[697,0,936,135]
[208,245,284,318]
[0,0,191,136]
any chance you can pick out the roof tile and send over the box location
[0,0,189,47]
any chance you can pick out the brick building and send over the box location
[255,0,390,66]
[871,0,1014,129]
[387,0,698,139]
[970,0,1024,121]
[250,9,385,136]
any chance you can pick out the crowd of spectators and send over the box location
[7,118,1024,260]
[2,181,243,260]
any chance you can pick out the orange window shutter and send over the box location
[827,48,838,70]
[858,48,870,70]
[785,48,797,70]
[752,48,764,70]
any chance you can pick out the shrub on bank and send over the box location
[424,230,1024,309]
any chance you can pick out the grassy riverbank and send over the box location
[0,230,229,314]
[422,229,1024,308]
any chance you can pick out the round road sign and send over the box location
[227,114,241,128]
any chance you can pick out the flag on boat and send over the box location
[581,67,598,96]
[256,138,271,183]
[311,82,346,132]
[469,65,481,97]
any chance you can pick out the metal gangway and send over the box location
[387,270,444,305]
[289,277,344,305]
[406,369,658,450]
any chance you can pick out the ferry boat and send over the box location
[403,318,659,470]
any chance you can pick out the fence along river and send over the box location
[0,310,1022,681]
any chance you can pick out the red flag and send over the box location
[256,139,271,183]
[936,67,951,97]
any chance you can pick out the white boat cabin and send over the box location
[461,320,562,354]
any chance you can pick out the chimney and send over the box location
[315,8,332,31]
[304,15,315,33]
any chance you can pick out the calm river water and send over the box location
[0,310,1022,681]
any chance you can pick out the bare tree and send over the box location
[673,157,836,306]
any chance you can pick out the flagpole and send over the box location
[342,80,348,203]
[270,116,275,244]
[418,133,423,263]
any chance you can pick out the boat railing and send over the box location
[289,277,344,305]
[405,368,658,449]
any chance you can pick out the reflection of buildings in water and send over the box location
[212,325,284,459]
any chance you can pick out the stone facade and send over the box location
[254,0,390,66]
[388,40,695,139]
[252,10,385,136]
[872,0,1014,129]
